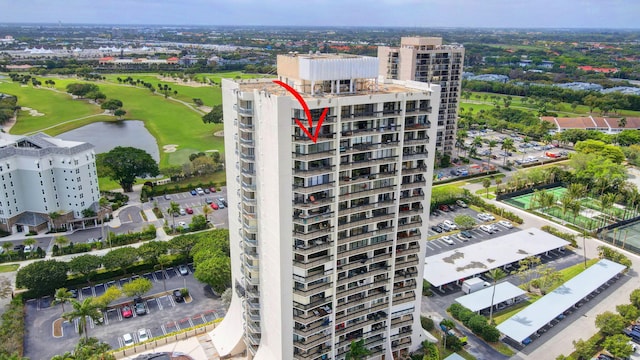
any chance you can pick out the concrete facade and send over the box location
[211,53,441,360]
[0,133,100,234]
[378,37,464,156]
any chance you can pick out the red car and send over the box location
[121,304,133,318]
[209,187,217,193]
[438,204,450,212]
[185,207,193,214]
[210,203,219,210]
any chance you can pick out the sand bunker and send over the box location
[214,130,224,137]
[205,149,219,153]
[21,107,45,117]
[163,144,179,153]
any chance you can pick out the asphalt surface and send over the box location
[24,266,226,360]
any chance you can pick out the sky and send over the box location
[1,0,639,29]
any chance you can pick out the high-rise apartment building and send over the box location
[210,53,440,360]
[0,132,100,234]
[378,37,464,156]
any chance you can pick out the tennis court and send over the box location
[601,222,640,254]
[503,187,567,210]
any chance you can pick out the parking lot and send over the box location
[154,187,229,229]
[426,205,520,256]
[24,264,226,360]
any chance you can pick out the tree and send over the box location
[595,311,626,336]
[487,140,497,166]
[121,278,153,298]
[62,337,115,360]
[573,337,597,360]
[194,256,231,294]
[102,247,138,274]
[66,83,99,98]
[453,215,476,230]
[0,276,12,300]
[114,109,126,119]
[54,235,70,249]
[53,288,73,313]
[100,99,123,112]
[193,98,204,106]
[93,286,122,311]
[482,178,491,199]
[2,241,12,260]
[603,334,634,359]
[345,339,370,360]
[168,201,180,231]
[85,91,106,102]
[22,237,37,257]
[16,260,69,297]
[137,241,168,265]
[62,298,103,340]
[616,304,640,323]
[630,289,640,308]
[202,204,212,223]
[202,104,223,124]
[168,234,198,257]
[68,254,102,284]
[190,215,208,231]
[98,147,159,192]
[488,268,506,325]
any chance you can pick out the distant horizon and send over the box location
[2,0,639,30]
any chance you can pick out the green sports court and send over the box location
[503,187,567,210]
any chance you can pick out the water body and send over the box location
[58,120,160,162]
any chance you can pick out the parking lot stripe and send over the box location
[430,241,442,249]
[161,324,167,335]
[156,298,163,311]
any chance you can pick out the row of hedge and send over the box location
[0,295,25,358]
[52,225,157,257]
[541,225,578,247]
[145,181,224,198]
[448,303,501,342]
[465,191,524,224]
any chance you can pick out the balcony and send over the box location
[293,239,333,255]
[404,121,431,130]
[396,233,421,244]
[401,165,427,175]
[294,280,332,296]
[337,240,393,259]
[391,315,414,328]
[339,184,396,201]
[400,179,427,190]
[392,293,417,306]
[336,301,389,323]
[338,213,396,231]
[403,137,429,146]
[337,252,392,272]
[234,104,253,116]
[336,276,389,298]
[339,156,398,171]
[293,181,335,195]
[340,125,401,137]
[337,266,391,286]
[293,226,333,241]
[397,220,422,232]
[399,194,425,204]
[338,198,394,216]
[337,226,394,245]
[337,289,388,312]
[294,165,335,177]
[402,151,428,161]
[293,132,336,143]
[293,254,333,269]
[395,257,420,269]
[292,149,335,161]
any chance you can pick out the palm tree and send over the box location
[600,193,619,223]
[53,288,73,313]
[501,138,515,166]
[63,298,103,340]
[472,136,483,149]
[482,178,492,199]
[168,201,181,232]
[566,183,586,201]
[2,242,12,260]
[202,204,212,223]
[570,201,582,227]
[456,130,468,156]
[495,178,502,194]
[488,268,507,325]
[560,194,573,220]
[54,236,70,252]
[487,140,497,167]
[617,117,627,145]
[48,211,62,231]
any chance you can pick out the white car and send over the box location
[123,333,135,346]
[137,328,149,342]
[456,233,468,241]
[443,220,458,230]
[179,208,187,216]
[440,236,454,245]
[479,225,494,234]
[178,221,188,229]
[498,220,513,229]
[196,187,205,195]
[477,213,490,222]
[23,245,33,253]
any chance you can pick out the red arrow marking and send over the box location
[273,80,328,143]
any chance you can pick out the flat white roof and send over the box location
[456,282,527,312]
[497,259,626,343]
[423,228,569,287]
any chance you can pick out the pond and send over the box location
[58,120,160,162]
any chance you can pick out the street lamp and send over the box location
[582,230,587,269]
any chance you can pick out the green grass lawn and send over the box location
[0,264,19,273]
[0,81,104,134]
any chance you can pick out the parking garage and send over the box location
[496,259,626,346]
[423,228,570,289]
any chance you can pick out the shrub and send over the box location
[422,280,433,296]
[445,334,464,351]
[420,316,434,331]
[465,192,524,224]
[458,308,475,324]
[448,303,464,319]
[468,314,488,334]
[0,295,25,356]
[422,341,439,360]
[541,225,578,247]
[481,325,501,342]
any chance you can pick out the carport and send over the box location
[496,259,626,345]
[423,228,569,289]
[455,282,526,313]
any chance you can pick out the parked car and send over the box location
[209,187,217,193]
[138,328,149,342]
[196,187,205,195]
[456,199,468,208]
[185,207,193,214]
[190,189,197,196]
[203,188,211,194]
[210,202,219,210]
[123,333,135,346]
[179,208,186,216]
[205,197,213,204]
[440,236,454,245]
[23,245,33,253]
[178,264,189,276]
[456,233,468,241]
[443,220,458,230]
[431,225,443,233]
[173,289,184,303]
[460,230,473,239]
[430,211,440,217]
[498,220,513,229]
[479,225,494,234]
[178,221,188,229]
[69,289,78,298]
[164,194,171,200]
[134,301,146,316]
[438,204,450,212]
[440,222,451,232]
[218,197,227,207]
[121,305,133,318]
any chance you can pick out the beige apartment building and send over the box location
[210,53,441,359]
[378,37,464,156]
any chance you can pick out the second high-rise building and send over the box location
[211,52,441,360]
